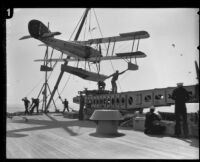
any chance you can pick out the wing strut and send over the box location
[106,40,111,56]
[111,41,116,56]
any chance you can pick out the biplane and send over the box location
[20,19,150,82]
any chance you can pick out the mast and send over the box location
[45,8,90,112]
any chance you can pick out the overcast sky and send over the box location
[6,8,199,111]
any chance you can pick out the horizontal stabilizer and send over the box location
[61,65,108,82]
[116,51,146,58]
[41,32,61,38]
[38,44,47,46]
[19,35,32,40]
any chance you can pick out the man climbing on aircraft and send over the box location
[106,69,128,93]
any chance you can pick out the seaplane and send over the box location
[20,14,150,82]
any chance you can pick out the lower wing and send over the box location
[34,51,146,62]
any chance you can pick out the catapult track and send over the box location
[73,84,199,110]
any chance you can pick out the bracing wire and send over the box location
[24,76,44,97]
[54,62,76,103]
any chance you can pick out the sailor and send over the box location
[79,93,84,120]
[29,98,40,114]
[22,97,30,115]
[106,69,127,93]
[97,80,106,90]
[172,83,189,138]
[144,106,165,135]
[62,98,69,113]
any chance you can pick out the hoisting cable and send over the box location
[93,9,122,92]
[88,10,94,40]
[54,61,76,102]
[69,10,85,41]
[45,52,64,82]
[83,11,88,41]
[24,76,44,97]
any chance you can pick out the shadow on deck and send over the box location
[7,113,96,138]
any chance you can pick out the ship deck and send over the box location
[6,113,199,159]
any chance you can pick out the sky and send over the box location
[6,8,199,111]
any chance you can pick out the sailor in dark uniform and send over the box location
[144,106,165,135]
[29,98,40,114]
[62,99,69,113]
[22,97,30,115]
[172,83,189,138]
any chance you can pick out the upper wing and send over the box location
[76,31,150,45]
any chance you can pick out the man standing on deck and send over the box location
[79,93,84,120]
[172,83,190,138]
[106,69,127,93]
[29,98,40,114]
[62,99,69,113]
[22,97,30,115]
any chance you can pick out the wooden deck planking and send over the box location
[6,113,199,159]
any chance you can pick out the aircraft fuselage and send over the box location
[40,37,101,60]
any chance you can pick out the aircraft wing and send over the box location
[97,51,147,61]
[61,65,108,82]
[76,31,150,45]
[34,51,146,62]
[34,58,81,62]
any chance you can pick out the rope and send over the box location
[54,61,76,103]
[55,75,71,103]
[24,76,44,97]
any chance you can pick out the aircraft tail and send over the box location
[28,19,61,40]
[28,19,51,39]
